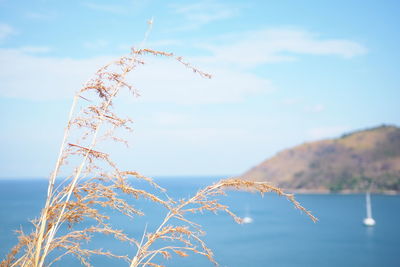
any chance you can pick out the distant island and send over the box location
[241,125,400,194]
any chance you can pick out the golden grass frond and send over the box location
[2,38,315,267]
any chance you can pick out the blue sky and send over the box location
[0,0,399,178]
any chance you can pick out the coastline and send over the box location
[286,188,399,195]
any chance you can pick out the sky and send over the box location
[0,0,399,178]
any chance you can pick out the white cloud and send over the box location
[0,49,273,103]
[282,97,302,105]
[117,40,182,52]
[151,112,189,126]
[171,0,238,31]
[198,28,367,68]
[82,2,126,14]
[305,104,325,113]
[83,40,109,50]
[135,126,253,147]
[25,11,57,20]
[307,126,350,140]
[0,27,366,104]
[147,39,182,48]
[0,48,112,100]
[0,23,15,42]
[19,46,51,54]
[130,57,274,104]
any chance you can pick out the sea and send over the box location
[0,177,399,267]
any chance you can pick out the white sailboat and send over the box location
[242,216,253,224]
[363,192,376,227]
[242,206,253,224]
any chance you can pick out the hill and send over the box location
[241,125,400,193]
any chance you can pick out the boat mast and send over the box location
[366,192,372,219]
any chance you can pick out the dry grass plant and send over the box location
[1,26,316,267]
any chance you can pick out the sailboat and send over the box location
[242,216,253,224]
[242,206,253,224]
[363,192,376,227]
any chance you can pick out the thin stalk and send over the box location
[33,95,79,266]
[38,83,123,267]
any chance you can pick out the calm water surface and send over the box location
[0,177,399,266]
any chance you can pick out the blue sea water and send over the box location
[0,177,399,267]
